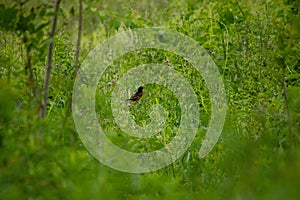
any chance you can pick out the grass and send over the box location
[1,0,300,199]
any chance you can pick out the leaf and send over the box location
[39,7,47,17]
[98,10,106,23]
[108,18,121,30]
[35,22,49,33]
[221,9,234,25]
[70,6,75,16]
[288,15,300,38]
[0,4,18,31]
[46,11,57,16]
[44,38,54,45]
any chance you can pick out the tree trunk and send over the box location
[40,0,61,119]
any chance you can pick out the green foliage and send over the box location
[1,0,300,199]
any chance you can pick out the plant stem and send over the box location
[282,59,299,145]
[40,0,61,119]
[74,0,82,76]
[25,46,37,99]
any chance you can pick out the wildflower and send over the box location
[107,82,112,86]
[127,103,131,107]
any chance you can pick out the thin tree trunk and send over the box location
[40,0,61,119]
[74,0,82,76]
[25,47,37,98]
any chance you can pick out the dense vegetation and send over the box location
[1,0,300,199]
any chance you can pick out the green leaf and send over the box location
[98,10,106,23]
[39,7,47,17]
[35,22,49,33]
[221,9,234,25]
[45,38,54,45]
[0,4,18,31]
[288,15,300,37]
[108,18,121,30]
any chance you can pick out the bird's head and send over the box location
[138,86,144,92]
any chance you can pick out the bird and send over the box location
[127,86,144,102]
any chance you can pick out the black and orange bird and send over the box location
[127,86,144,102]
